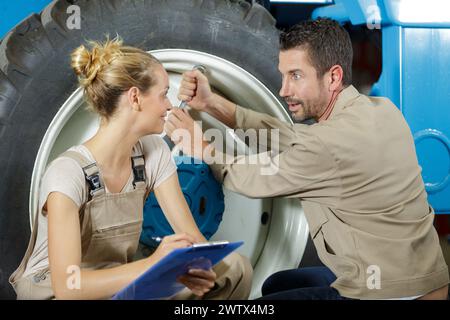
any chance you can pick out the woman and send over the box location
[9,37,252,300]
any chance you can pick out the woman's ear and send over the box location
[328,65,344,92]
[127,87,141,111]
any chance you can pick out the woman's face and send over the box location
[138,65,172,134]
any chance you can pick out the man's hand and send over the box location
[164,108,208,159]
[178,70,238,128]
[178,70,216,112]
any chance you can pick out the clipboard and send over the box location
[111,240,244,300]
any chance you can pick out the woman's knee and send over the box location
[211,252,253,299]
[224,252,253,289]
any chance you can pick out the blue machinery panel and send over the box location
[2,1,449,213]
[0,0,52,39]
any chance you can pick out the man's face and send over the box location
[278,48,330,121]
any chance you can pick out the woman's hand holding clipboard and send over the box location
[149,233,216,297]
[112,239,244,300]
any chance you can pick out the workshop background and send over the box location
[0,0,449,299]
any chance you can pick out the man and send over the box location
[165,18,449,300]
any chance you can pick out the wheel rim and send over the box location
[30,49,309,298]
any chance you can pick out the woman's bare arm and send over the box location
[154,173,207,243]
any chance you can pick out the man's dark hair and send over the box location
[280,18,353,86]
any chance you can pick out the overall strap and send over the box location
[61,141,147,197]
[60,150,105,199]
[131,140,147,190]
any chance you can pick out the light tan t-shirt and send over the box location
[22,135,176,277]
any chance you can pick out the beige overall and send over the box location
[9,142,252,300]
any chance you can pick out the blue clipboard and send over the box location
[111,241,244,300]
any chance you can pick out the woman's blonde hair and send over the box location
[71,36,160,118]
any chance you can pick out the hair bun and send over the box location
[71,37,123,86]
